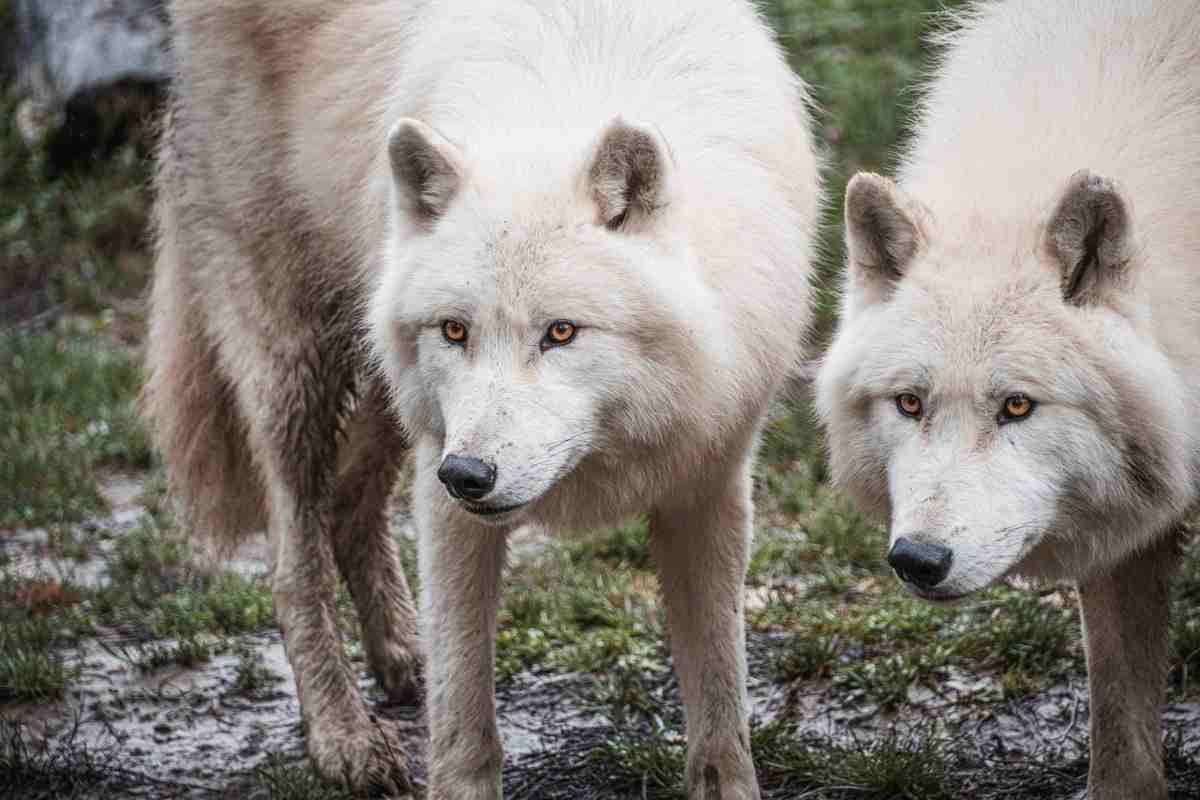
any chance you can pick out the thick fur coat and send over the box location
[143,2,818,797]
[816,2,1200,797]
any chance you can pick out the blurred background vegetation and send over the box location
[3,1,1200,798]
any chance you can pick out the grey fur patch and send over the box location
[1123,436,1171,504]
[388,120,461,223]
[1043,170,1131,305]
[703,764,721,800]
[844,171,922,285]
[588,119,668,230]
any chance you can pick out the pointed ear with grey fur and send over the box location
[844,172,925,303]
[388,119,465,228]
[586,119,671,231]
[1043,170,1132,304]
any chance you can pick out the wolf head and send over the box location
[817,171,1194,599]
[369,117,718,526]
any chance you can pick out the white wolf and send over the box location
[816,1,1200,797]
[143,1,818,797]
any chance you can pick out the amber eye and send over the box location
[442,319,468,345]
[896,393,923,419]
[1001,393,1034,422]
[543,320,577,349]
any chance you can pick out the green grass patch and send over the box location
[753,721,958,799]
[761,583,1082,707]
[0,615,79,702]
[0,568,89,702]
[1170,536,1200,696]
[587,722,959,799]
[568,517,652,570]
[496,529,662,682]
[251,754,361,800]
[92,514,275,669]
[765,0,965,337]
[233,641,282,695]
[589,730,686,798]
[0,330,150,528]
[748,494,884,586]
[127,637,218,672]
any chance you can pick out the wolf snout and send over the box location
[887,536,953,590]
[437,454,496,500]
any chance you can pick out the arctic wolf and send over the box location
[143,0,818,796]
[816,1,1200,797]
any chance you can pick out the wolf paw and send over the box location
[365,632,423,706]
[308,713,413,796]
[687,757,761,800]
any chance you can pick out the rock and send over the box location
[12,0,169,108]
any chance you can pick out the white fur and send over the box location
[816,3,1200,796]
[151,0,815,794]
[818,0,1200,594]
[350,2,820,797]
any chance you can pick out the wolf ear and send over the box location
[1043,170,1132,305]
[388,119,465,227]
[844,172,925,303]
[586,118,671,231]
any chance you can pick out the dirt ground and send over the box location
[5,473,1200,800]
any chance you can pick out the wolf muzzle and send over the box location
[438,454,496,500]
[887,536,953,590]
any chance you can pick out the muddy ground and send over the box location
[5,474,1200,799]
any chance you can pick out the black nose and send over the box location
[437,455,496,501]
[887,537,953,590]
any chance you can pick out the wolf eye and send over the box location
[442,319,468,345]
[1000,394,1034,422]
[896,393,923,419]
[541,320,577,350]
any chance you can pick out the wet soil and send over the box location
[4,474,1200,799]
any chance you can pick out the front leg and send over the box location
[650,458,759,800]
[331,379,420,705]
[237,337,411,794]
[1077,530,1182,800]
[413,441,507,800]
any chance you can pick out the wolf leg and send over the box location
[413,440,506,800]
[1077,530,1181,800]
[651,459,759,800]
[331,377,421,705]
[238,334,412,795]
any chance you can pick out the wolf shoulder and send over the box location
[166,0,816,245]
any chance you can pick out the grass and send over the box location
[0,507,278,700]
[531,716,1200,799]
[0,86,154,325]
[756,549,1082,706]
[753,722,959,800]
[0,615,79,703]
[249,754,361,800]
[0,720,132,800]
[233,642,282,695]
[0,329,150,528]
[0,568,87,702]
[1170,536,1200,695]
[91,513,276,668]
[496,527,662,682]
[535,721,960,799]
[765,0,965,337]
